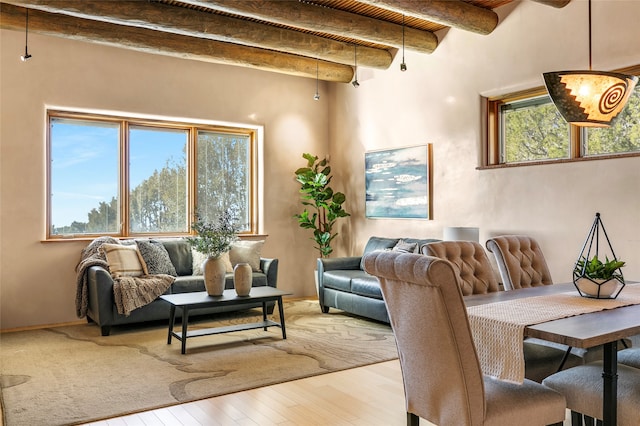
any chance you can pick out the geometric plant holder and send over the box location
[573,212,625,299]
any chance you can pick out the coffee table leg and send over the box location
[277,296,286,339]
[167,305,176,344]
[602,340,618,426]
[181,307,189,355]
[262,301,268,331]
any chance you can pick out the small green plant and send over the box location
[294,153,350,258]
[575,255,625,280]
[187,208,241,258]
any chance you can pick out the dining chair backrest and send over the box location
[485,235,553,290]
[363,251,486,425]
[421,241,499,295]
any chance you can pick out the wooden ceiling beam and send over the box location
[0,4,355,82]
[3,0,391,69]
[355,0,499,35]
[179,0,439,54]
[530,0,572,8]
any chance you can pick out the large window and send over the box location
[47,111,258,239]
[485,65,640,167]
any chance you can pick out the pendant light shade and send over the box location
[543,71,638,127]
[543,0,638,127]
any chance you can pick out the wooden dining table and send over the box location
[464,282,640,426]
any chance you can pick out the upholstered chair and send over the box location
[362,251,566,426]
[618,348,640,368]
[485,235,553,290]
[420,241,499,295]
[422,240,582,383]
[543,362,640,425]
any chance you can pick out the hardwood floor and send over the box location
[81,359,571,426]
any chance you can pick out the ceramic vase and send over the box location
[202,256,226,296]
[234,263,252,296]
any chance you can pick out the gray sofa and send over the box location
[85,238,278,336]
[317,236,439,323]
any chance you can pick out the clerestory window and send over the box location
[47,110,259,239]
[484,65,640,167]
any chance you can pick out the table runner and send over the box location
[467,284,640,383]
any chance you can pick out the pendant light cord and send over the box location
[588,0,592,70]
[402,15,405,63]
[24,9,29,53]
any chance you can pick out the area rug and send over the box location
[0,299,396,426]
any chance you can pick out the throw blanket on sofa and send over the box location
[75,237,175,318]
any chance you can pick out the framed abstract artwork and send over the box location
[365,144,432,219]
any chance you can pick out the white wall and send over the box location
[328,0,640,282]
[0,29,328,329]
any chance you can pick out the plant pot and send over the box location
[202,256,227,296]
[575,277,618,298]
[233,263,252,297]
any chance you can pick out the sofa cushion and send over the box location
[351,276,383,299]
[136,239,177,276]
[230,240,265,272]
[322,270,366,292]
[100,243,148,277]
[160,239,193,276]
[171,275,206,294]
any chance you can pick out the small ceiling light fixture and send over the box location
[543,0,637,127]
[314,60,320,100]
[400,15,407,72]
[352,45,360,88]
[20,9,32,61]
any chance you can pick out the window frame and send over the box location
[483,64,640,169]
[46,110,260,240]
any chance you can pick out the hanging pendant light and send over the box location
[543,0,637,127]
[20,9,32,61]
[352,45,360,88]
[313,59,320,100]
[400,15,407,72]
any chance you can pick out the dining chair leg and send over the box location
[407,412,419,426]
[571,410,583,426]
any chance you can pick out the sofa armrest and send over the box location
[260,258,279,288]
[86,265,115,328]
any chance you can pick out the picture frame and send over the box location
[365,144,432,219]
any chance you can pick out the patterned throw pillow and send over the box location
[191,249,233,275]
[392,239,417,253]
[100,243,148,277]
[229,240,264,272]
[136,240,177,276]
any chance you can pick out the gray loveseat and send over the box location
[84,238,278,336]
[317,236,439,323]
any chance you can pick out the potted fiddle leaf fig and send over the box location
[294,153,350,258]
[574,255,625,298]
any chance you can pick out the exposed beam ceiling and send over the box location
[0,0,571,83]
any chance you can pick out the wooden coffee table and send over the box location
[160,287,290,354]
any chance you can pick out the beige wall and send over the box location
[2,0,640,330]
[328,0,640,283]
[0,30,328,329]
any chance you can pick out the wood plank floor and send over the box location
[81,359,571,426]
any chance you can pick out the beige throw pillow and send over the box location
[229,240,264,272]
[191,249,233,275]
[101,243,148,277]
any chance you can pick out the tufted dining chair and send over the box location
[420,241,499,295]
[362,251,566,426]
[422,240,583,383]
[618,347,640,368]
[485,235,553,290]
[542,362,640,426]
